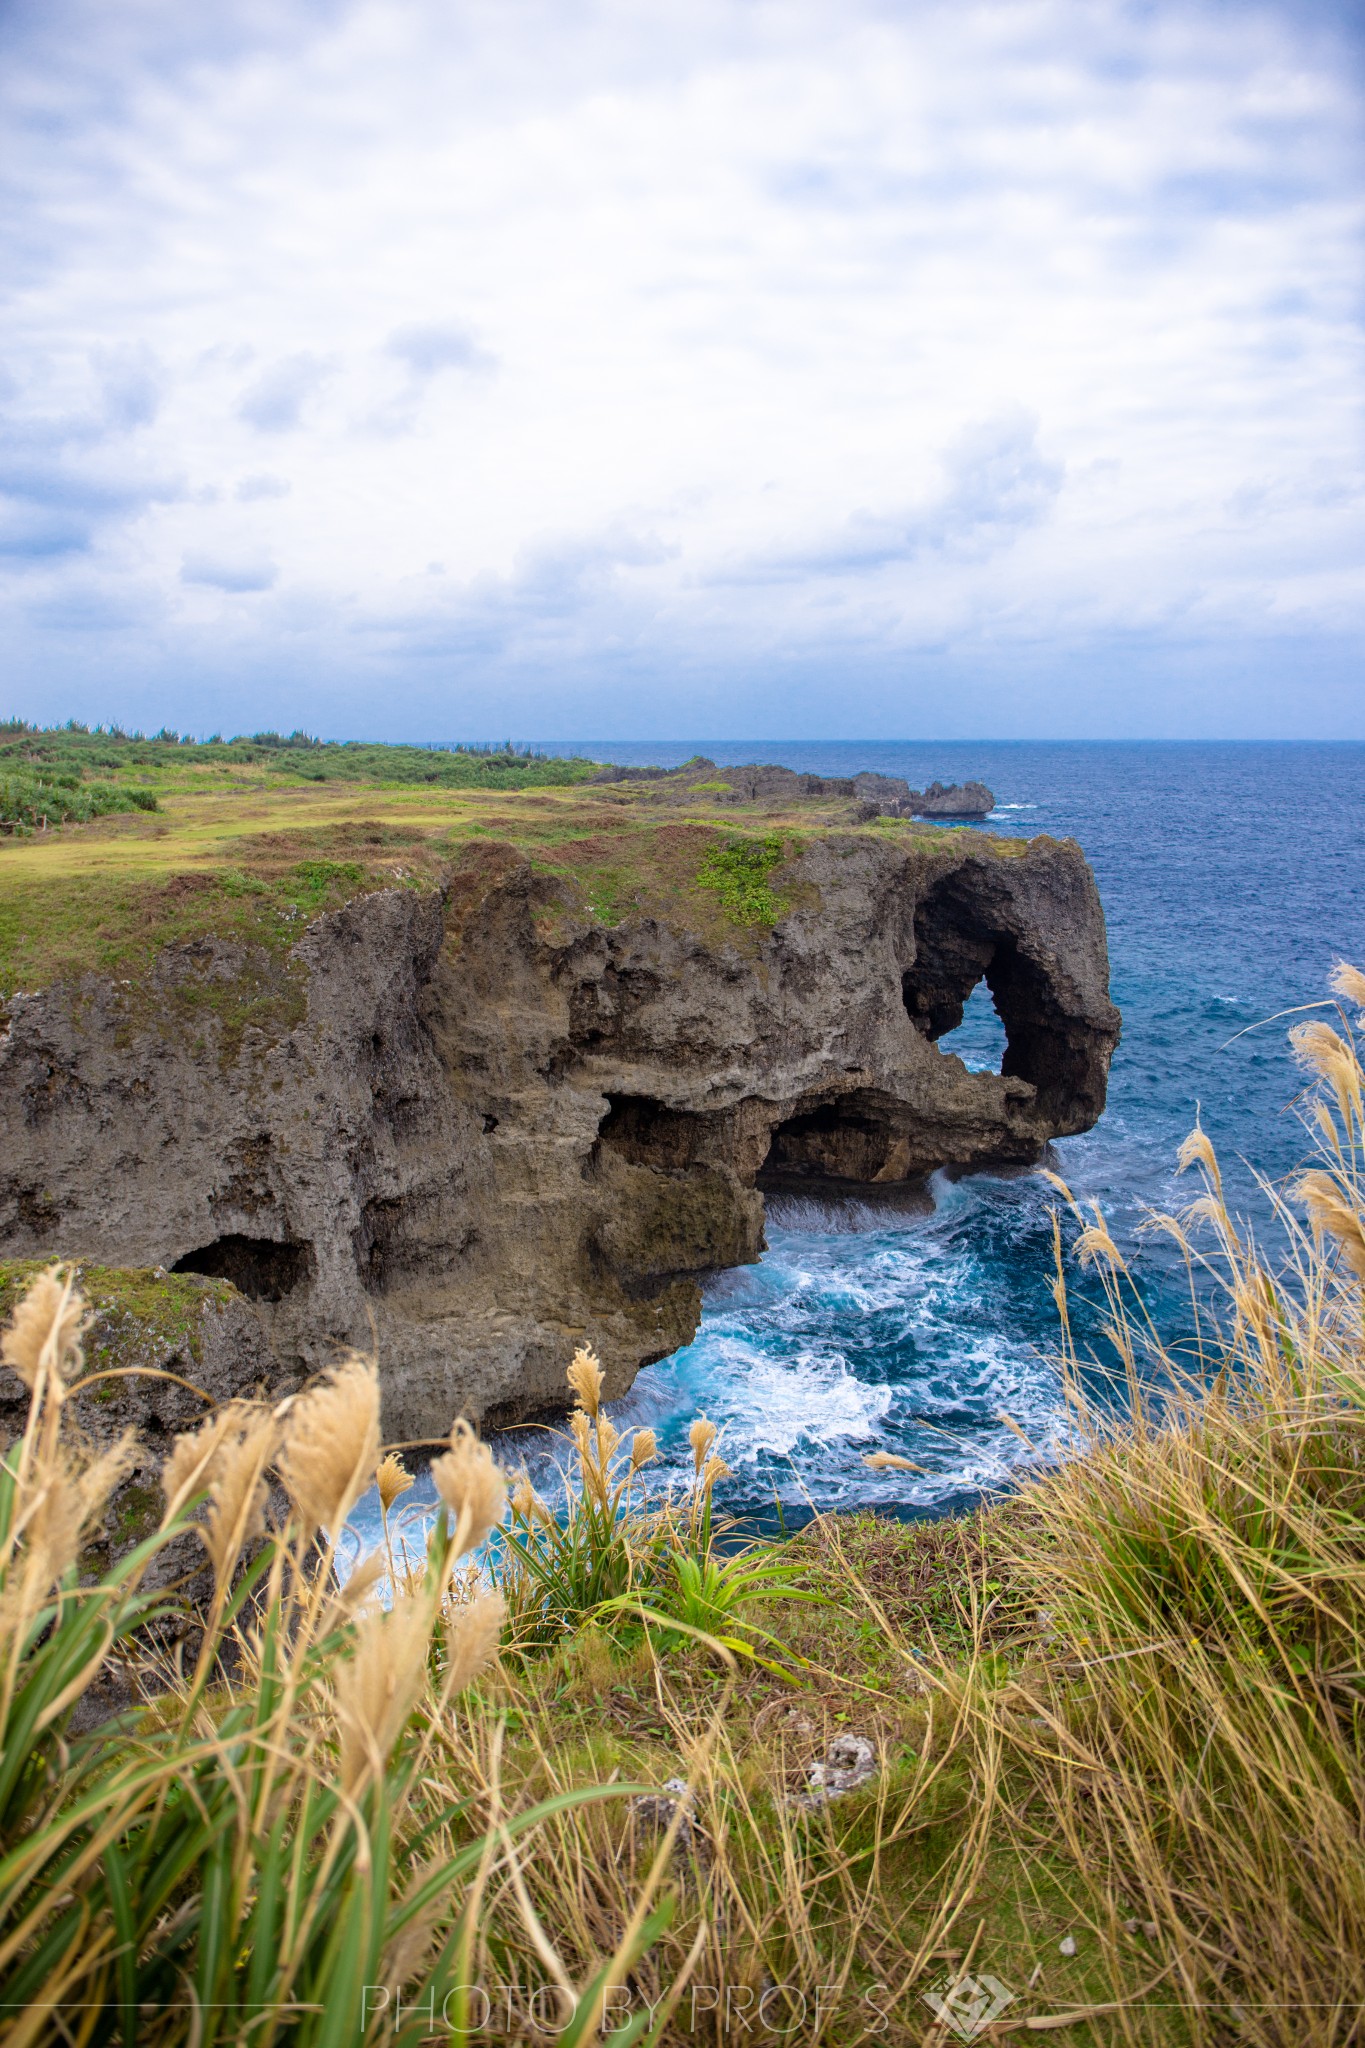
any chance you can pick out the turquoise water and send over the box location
[348,741,1365,1557]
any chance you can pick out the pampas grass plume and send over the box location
[334,1593,434,1793]
[24,1434,139,1594]
[1075,1217,1127,1270]
[431,1419,506,1556]
[1295,1170,1365,1280]
[163,1402,278,1581]
[595,1416,621,1465]
[688,1415,717,1475]
[1177,1124,1222,1193]
[376,1452,414,1515]
[204,1409,278,1582]
[277,1354,381,1538]
[566,1346,603,1418]
[568,1409,593,1463]
[510,1468,555,1529]
[444,1591,505,1696]
[1331,960,1365,1011]
[162,1407,236,1517]
[2,1265,85,1393]
[1291,1020,1364,1122]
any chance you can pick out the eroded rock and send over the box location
[0,826,1118,1439]
[0,1262,275,1591]
[914,779,995,819]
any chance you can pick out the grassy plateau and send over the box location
[0,724,1003,1003]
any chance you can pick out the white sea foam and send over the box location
[344,1166,1074,1553]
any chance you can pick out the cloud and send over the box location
[25,573,159,632]
[718,413,1065,584]
[237,354,331,433]
[0,505,94,559]
[0,352,182,560]
[0,0,1360,734]
[352,523,676,668]
[235,472,291,500]
[385,324,496,378]
[94,342,165,430]
[181,549,278,593]
[935,413,1066,552]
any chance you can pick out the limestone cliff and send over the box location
[0,828,1118,1441]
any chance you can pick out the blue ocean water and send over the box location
[349,742,1365,1559]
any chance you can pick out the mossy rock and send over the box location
[0,1257,276,1588]
[0,1258,236,1376]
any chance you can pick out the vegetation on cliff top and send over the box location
[0,729,1010,1004]
[0,1259,234,1375]
[3,971,1365,2040]
[0,724,596,840]
[694,833,790,928]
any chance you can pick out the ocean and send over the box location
[348,741,1365,1559]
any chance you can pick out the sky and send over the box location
[0,0,1361,741]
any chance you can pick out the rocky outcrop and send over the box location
[590,759,994,821]
[914,779,995,819]
[852,771,916,815]
[0,830,1118,1440]
[851,773,996,820]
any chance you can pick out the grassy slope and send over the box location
[0,724,597,835]
[482,1506,1132,2031]
[0,735,1013,1003]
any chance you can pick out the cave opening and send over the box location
[171,1234,313,1302]
[932,977,1008,1073]
[900,874,1092,1122]
[595,1094,711,1172]
[759,1092,909,1187]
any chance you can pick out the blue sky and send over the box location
[0,0,1361,740]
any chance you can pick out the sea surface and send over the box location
[349,742,1365,1563]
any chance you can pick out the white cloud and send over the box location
[181,549,277,592]
[236,353,332,433]
[235,471,291,500]
[0,0,1360,735]
[385,324,495,378]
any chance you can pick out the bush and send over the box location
[485,1348,815,1674]
[0,773,158,833]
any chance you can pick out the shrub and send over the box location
[497,1350,811,1670]
[0,773,158,834]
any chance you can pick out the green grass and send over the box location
[0,760,997,1011]
[695,832,792,928]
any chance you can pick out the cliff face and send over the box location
[0,830,1118,1441]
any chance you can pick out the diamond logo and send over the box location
[921,1971,1015,2040]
